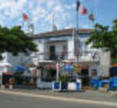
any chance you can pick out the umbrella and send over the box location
[65,65,73,71]
[15,65,26,72]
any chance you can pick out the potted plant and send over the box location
[59,75,69,90]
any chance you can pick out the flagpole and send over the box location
[76,8,79,63]
[76,0,79,32]
[75,0,80,63]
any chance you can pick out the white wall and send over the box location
[88,50,111,77]
[33,39,45,60]
[0,53,12,74]
[34,36,70,60]
[89,63,101,77]
[99,50,111,77]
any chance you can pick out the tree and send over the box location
[86,19,117,60]
[0,26,37,58]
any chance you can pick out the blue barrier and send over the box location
[52,82,80,91]
[109,77,117,90]
[67,82,80,91]
[98,80,110,88]
[76,82,79,90]
[90,78,100,89]
[52,82,61,91]
[90,77,117,91]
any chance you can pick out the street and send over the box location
[0,93,116,108]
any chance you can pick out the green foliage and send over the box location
[0,26,37,57]
[59,75,70,83]
[86,19,117,59]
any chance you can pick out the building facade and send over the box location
[0,28,111,78]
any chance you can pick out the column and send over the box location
[68,38,75,59]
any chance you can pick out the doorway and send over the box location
[81,69,89,86]
[49,46,56,60]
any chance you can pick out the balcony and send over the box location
[44,52,68,61]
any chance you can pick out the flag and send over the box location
[23,13,28,21]
[79,5,87,15]
[76,0,80,11]
[89,13,95,21]
[76,0,87,15]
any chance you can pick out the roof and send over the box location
[32,28,93,38]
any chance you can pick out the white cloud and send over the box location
[45,14,52,22]
[0,0,77,33]
[0,0,27,18]
[47,0,56,7]
[54,5,63,13]
[65,3,76,10]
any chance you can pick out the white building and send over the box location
[0,28,111,78]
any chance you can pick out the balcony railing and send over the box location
[44,52,68,60]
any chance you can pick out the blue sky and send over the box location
[0,0,116,34]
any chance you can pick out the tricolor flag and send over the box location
[22,13,29,21]
[76,0,87,15]
[79,5,87,15]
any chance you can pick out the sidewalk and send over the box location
[1,88,117,103]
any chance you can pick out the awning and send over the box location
[3,72,13,75]
[0,62,12,67]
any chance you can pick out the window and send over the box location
[61,45,67,59]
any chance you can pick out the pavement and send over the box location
[0,88,117,107]
[0,93,114,108]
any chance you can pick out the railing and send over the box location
[44,52,68,60]
[32,50,100,62]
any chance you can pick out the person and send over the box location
[76,78,82,89]
[9,77,15,85]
